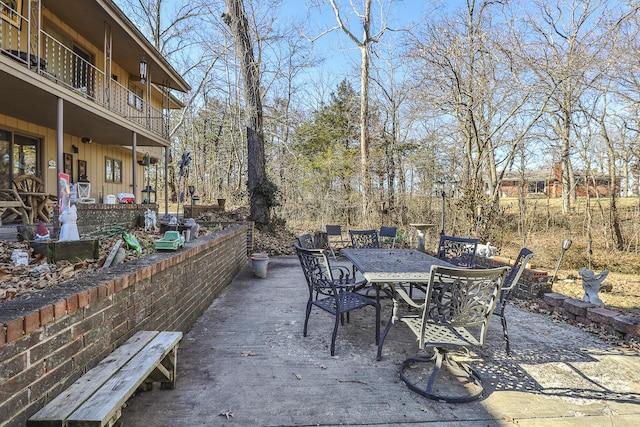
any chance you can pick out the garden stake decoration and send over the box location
[176,152,192,228]
[550,238,572,285]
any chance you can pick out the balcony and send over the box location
[0,2,168,140]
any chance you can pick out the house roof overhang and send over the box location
[42,0,191,93]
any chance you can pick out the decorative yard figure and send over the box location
[579,267,609,307]
[122,233,142,255]
[185,218,199,240]
[11,249,29,266]
[58,205,79,241]
[475,242,499,258]
[144,209,158,232]
[35,221,50,240]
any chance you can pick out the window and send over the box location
[128,83,143,110]
[0,130,42,189]
[105,157,122,183]
[527,181,545,194]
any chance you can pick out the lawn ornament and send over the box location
[579,267,609,307]
[144,209,158,232]
[58,205,79,241]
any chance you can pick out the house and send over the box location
[0,0,190,220]
[499,164,617,198]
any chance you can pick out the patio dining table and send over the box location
[341,248,454,360]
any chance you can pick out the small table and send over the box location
[341,248,453,360]
[409,223,436,252]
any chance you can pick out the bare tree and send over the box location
[409,0,547,237]
[308,0,391,220]
[223,0,270,227]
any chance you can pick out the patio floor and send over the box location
[119,256,640,426]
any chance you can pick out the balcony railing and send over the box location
[0,2,167,139]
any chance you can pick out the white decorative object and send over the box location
[579,267,609,307]
[185,218,199,240]
[58,205,80,241]
[77,182,95,203]
[11,249,29,266]
[144,209,158,232]
[475,242,499,258]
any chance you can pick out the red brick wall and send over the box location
[0,224,249,427]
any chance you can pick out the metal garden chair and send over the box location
[295,234,361,291]
[494,247,534,355]
[294,244,380,356]
[436,235,478,268]
[326,225,349,259]
[393,265,508,402]
[349,229,380,249]
[379,226,397,248]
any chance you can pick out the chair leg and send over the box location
[303,301,313,337]
[374,303,380,345]
[329,245,337,260]
[400,348,486,403]
[331,313,340,356]
[501,315,511,355]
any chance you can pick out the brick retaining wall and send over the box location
[0,224,249,427]
[540,292,640,342]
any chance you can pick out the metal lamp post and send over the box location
[550,238,572,285]
[435,180,457,236]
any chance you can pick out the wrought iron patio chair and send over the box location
[494,247,534,355]
[379,226,397,248]
[394,265,508,402]
[326,225,349,259]
[436,235,478,268]
[294,244,380,356]
[295,234,362,292]
[295,233,315,249]
[349,229,380,249]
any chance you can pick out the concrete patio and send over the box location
[119,256,640,426]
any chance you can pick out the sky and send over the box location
[277,0,445,77]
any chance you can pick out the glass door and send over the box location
[0,130,11,189]
[12,133,41,178]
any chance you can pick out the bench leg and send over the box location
[146,344,178,390]
[160,345,178,390]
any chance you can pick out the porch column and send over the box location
[164,147,169,217]
[132,132,137,201]
[56,97,63,200]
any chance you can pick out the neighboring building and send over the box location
[0,0,190,213]
[498,164,618,198]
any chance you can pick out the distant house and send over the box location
[0,0,190,209]
[498,164,617,198]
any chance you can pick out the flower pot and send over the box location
[217,198,226,209]
[251,252,269,278]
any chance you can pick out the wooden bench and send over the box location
[28,330,182,427]
[0,188,31,224]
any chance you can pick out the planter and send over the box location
[217,198,226,209]
[251,252,269,278]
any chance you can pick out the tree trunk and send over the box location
[223,0,269,227]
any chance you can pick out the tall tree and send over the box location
[223,0,271,227]
[309,0,391,220]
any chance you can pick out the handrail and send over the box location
[0,3,168,139]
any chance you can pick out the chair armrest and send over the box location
[331,265,352,280]
[395,288,425,309]
[392,288,426,324]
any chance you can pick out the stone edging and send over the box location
[539,292,640,342]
